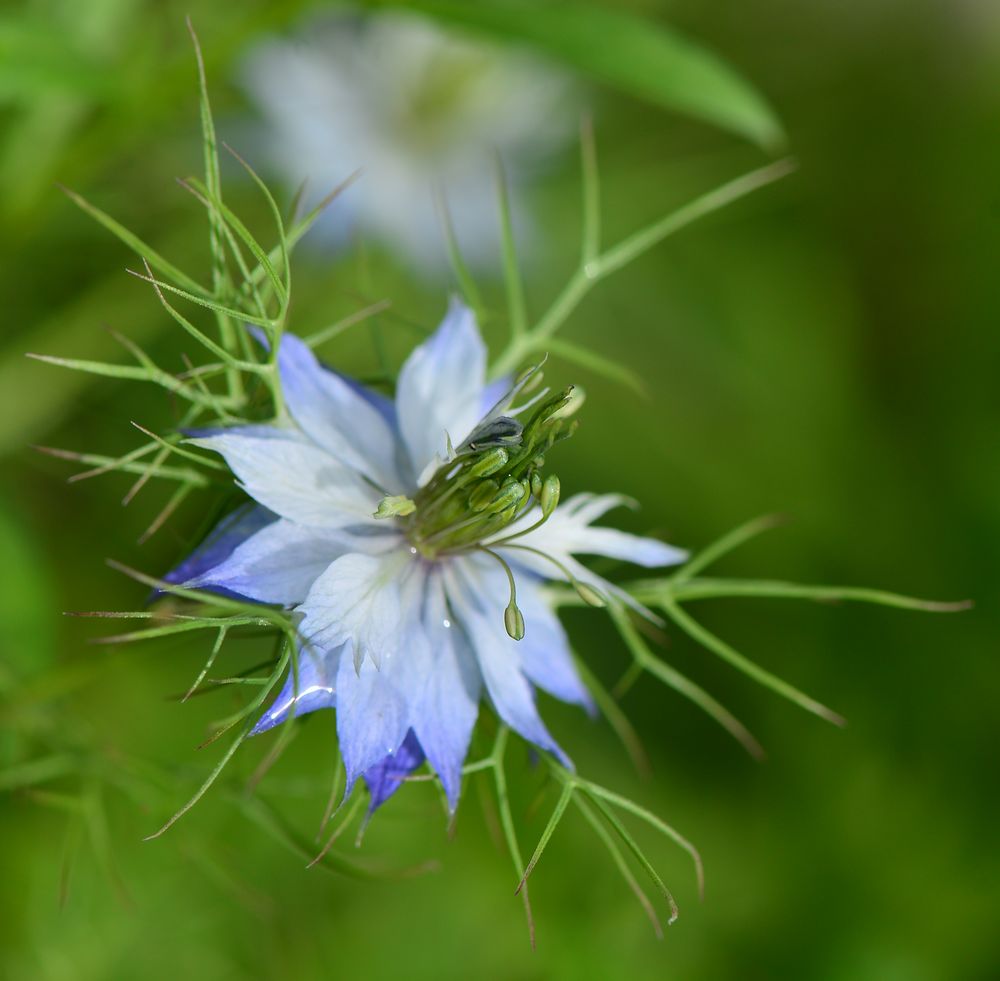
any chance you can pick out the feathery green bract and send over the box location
[21,28,969,946]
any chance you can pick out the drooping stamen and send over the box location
[500,542,607,608]
[478,546,525,641]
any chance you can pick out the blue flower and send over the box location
[174,301,686,812]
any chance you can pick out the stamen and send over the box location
[478,546,525,641]
[500,543,606,608]
[488,475,560,547]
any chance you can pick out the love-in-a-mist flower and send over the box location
[169,301,686,812]
[238,14,575,273]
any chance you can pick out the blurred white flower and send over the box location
[239,14,577,274]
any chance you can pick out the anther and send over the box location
[540,474,560,516]
[504,602,525,641]
[467,447,509,478]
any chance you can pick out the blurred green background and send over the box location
[2,1,998,978]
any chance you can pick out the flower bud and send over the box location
[530,472,543,498]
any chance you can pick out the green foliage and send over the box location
[4,7,987,974]
[371,0,785,150]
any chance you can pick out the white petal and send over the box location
[395,298,486,482]
[297,551,408,671]
[276,333,402,491]
[412,571,481,809]
[507,493,688,569]
[187,519,401,606]
[333,563,432,793]
[189,428,380,528]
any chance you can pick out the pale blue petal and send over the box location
[186,519,399,606]
[445,562,569,767]
[251,642,341,735]
[161,503,275,600]
[277,333,402,490]
[189,427,380,528]
[515,580,595,713]
[297,552,409,670]
[412,571,481,810]
[336,649,410,796]
[395,298,486,482]
[363,729,425,813]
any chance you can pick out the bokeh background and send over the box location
[2,1,998,978]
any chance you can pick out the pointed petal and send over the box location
[445,561,569,767]
[189,428,380,528]
[186,519,400,606]
[509,493,688,568]
[335,647,410,796]
[251,642,341,735]
[161,503,275,600]
[395,298,486,481]
[515,579,595,713]
[277,333,402,490]
[411,571,481,810]
[363,729,425,813]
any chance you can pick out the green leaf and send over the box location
[377,0,785,150]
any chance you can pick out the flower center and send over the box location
[401,383,579,561]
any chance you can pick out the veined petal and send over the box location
[186,519,401,606]
[336,652,410,795]
[445,560,569,767]
[189,428,380,528]
[336,562,431,794]
[250,642,341,735]
[161,503,276,600]
[395,298,486,482]
[363,729,425,813]
[277,333,402,491]
[297,551,408,671]
[507,493,688,569]
[411,571,481,810]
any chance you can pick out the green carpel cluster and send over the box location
[403,384,579,559]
